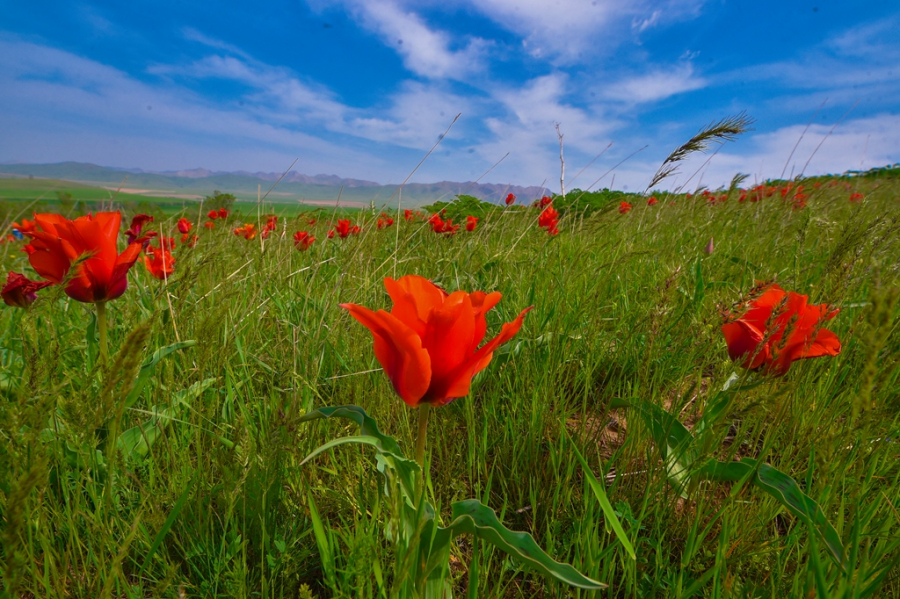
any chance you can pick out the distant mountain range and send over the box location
[0,162,548,207]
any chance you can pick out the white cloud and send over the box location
[602,63,706,104]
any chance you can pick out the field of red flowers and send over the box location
[1,173,899,597]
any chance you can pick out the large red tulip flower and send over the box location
[341,275,532,408]
[25,212,141,304]
[721,283,841,376]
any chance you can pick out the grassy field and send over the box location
[1,174,899,597]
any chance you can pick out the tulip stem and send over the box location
[415,404,431,472]
[96,301,108,363]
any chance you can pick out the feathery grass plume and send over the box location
[646,113,755,191]
[729,172,750,193]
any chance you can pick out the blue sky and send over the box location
[1,0,898,191]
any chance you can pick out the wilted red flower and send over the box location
[465,215,478,232]
[207,210,218,220]
[618,202,632,214]
[647,196,658,206]
[203,221,215,230]
[293,230,315,251]
[177,218,192,234]
[341,275,532,407]
[26,212,141,303]
[125,214,157,248]
[143,245,175,280]
[721,283,841,376]
[2,272,53,309]
[218,208,229,219]
[505,193,516,206]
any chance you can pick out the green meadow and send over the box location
[1,172,899,597]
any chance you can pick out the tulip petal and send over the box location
[466,306,533,382]
[721,320,768,368]
[469,291,502,347]
[385,275,447,336]
[341,303,431,407]
[420,292,476,402]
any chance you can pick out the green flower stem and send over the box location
[96,301,108,363]
[415,404,431,473]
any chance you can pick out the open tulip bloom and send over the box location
[298,275,604,595]
[722,283,841,376]
[340,275,532,410]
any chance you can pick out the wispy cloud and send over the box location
[602,63,707,104]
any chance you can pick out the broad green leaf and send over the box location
[300,405,420,502]
[700,458,844,567]
[118,378,214,458]
[124,340,197,408]
[567,433,636,559]
[441,499,606,590]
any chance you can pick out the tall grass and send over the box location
[1,175,899,597]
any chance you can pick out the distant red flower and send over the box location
[505,193,516,206]
[350,225,361,235]
[26,212,141,304]
[125,214,157,248]
[539,196,553,208]
[307,217,318,226]
[218,208,229,219]
[327,229,335,239]
[12,219,36,234]
[618,202,632,214]
[340,275,532,408]
[538,205,559,232]
[334,219,352,239]
[203,221,215,230]
[428,214,460,235]
[404,209,414,221]
[293,230,315,251]
[181,234,198,247]
[377,214,395,229]
[2,272,53,309]
[849,192,864,203]
[647,196,658,206]
[177,218,192,234]
[465,215,478,232]
[721,283,841,376]
[207,210,218,220]
[143,245,175,280]
[233,224,256,240]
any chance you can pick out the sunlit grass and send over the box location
[1,174,899,597]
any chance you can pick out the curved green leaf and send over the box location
[700,458,844,567]
[442,499,606,590]
[300,405,405,457]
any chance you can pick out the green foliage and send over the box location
[1,175,899,597]
[204,189,237,211]
[422,194,497,221]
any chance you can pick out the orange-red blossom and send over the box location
[341,275,532,408]
[721,283,841,376]
[25,212,141,303]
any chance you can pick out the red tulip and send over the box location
[207,210,218,220]
[341,275,532,407]
[849,192,864,203]
[647,196,658,206]
[721,283,841,376]
[25,212,141,303]
[125,214,157,248]
[465,215,478,232]
[538,205,559,234]
[143,245,175,280]
[404,209,414,221]
[12,219,36,234]
[177,218,193,234]
[203,221,215,230]
[618,202,632,214]
[293,230,315,250]
[2,272,53,309]
[539,196,553,208]
[333,219,352,238]
[218,208,229,219]
[505,193,516,206]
